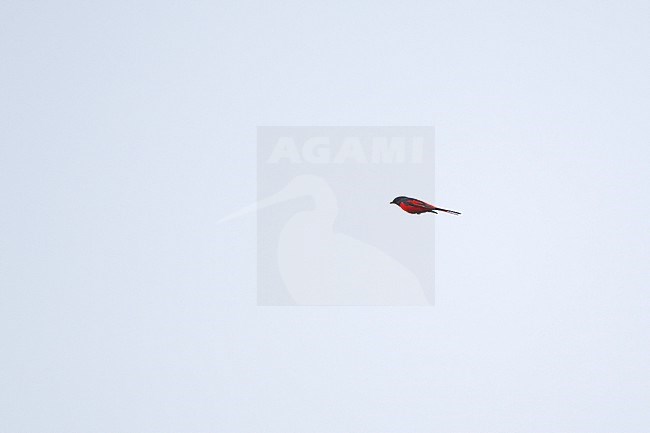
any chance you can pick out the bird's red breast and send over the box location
[399,199,436,214]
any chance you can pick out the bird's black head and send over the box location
[390,196,409,205]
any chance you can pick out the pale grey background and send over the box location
[1,1,649,432]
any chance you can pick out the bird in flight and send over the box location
[390,196,461,215]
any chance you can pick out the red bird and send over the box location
[390,196,461,215]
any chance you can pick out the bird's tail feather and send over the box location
[435,207,461,215]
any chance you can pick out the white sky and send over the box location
[1,1,649,432]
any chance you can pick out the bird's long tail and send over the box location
[434,207,461,215]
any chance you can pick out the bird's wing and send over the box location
[406,199,436,210]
